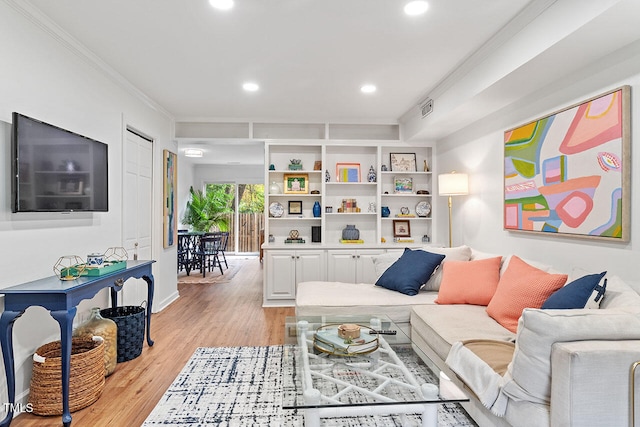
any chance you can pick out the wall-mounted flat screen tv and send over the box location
[11,112,109,212]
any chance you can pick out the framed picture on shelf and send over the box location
[393,219,411,237]
[336,162,361,182]
[58,179,84,195]
[390,153,417,171]
[288,200,303,215]
[283,174,309,194]
[394,177,413,193]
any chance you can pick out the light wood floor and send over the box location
[12,257,294,427]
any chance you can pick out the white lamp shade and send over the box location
[438,173,469,196]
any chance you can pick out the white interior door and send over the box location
[122,127,153,306]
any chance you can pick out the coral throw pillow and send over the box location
[435,256,502,305]
[486,256,567,333]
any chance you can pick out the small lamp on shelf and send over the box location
[438,171,469,247]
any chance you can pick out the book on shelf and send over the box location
[395,214,416,218]
[394,238,415,243]
[285,238,306,243]
[340,239,364,244]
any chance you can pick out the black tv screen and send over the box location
[11,112,109,212]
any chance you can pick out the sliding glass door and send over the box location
[204,183,264,254]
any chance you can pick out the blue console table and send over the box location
[0,260,155,427]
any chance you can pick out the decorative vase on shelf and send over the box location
[381,206,391,218]
[269,181,281,194]
[367,165,376,182]
[325,169,331,182]
[342,224,360,241]
[313,201,321,217]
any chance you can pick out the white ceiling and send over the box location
[26,0,533,123]
[20,0,640,165]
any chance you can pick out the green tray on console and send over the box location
[81,260,127,276]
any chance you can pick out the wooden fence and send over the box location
[222,212,265,253]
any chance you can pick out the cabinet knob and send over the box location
[352,255,356,259]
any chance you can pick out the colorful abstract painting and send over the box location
[163,150,178,248]
[504,86,630,241]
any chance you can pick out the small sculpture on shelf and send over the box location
[325,169,331,182]
[367,165,376,182]
[289,159,302,170]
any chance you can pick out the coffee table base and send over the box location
[297,320,440,426]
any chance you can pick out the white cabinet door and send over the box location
[296,250,326,283]
[265,250,297,301]
[326,250,358,283]
[355,249,385,283]
[264,249,326,305]
[327,249,384,283]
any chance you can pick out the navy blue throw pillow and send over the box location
[542,271,607,309]
[375,248,445,296]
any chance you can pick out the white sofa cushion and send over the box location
[295,281,437,326]
[411,304,516,362]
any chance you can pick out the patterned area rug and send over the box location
[177,262,239,284]
[143,346,477,426]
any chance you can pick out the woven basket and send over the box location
[100,306,145,362]
[29,336,105,416]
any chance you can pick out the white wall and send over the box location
[0,1,177,407]
[436,40,640,289]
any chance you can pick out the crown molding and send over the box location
[5,0,174,120]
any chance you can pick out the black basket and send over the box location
[100,306,145,363]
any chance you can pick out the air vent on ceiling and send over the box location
[420,98,434,118]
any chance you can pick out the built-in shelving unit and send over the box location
[262,138,436,306]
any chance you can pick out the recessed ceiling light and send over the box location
[185,149,203,158]
[404,1,429,16]
[243,82,260,92]
[361,84,377,94]
[209,0,234,10]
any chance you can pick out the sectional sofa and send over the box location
[295,245,640,427]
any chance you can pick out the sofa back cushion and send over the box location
[600,274,640,311]
[435,256,502,305]
[372,245,472,290]
[486,256,567,333]
[423,245,473,290]
[502,307,640,405]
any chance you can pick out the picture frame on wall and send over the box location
[392,219,411,237]
[284,174,309,194]
[503,85,630,241]
[163,149,177,248]
[390,153,417,171]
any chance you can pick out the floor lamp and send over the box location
[438,172,469,247]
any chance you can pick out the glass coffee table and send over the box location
[282,315,469,427]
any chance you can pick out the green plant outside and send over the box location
[181,186,233,232]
